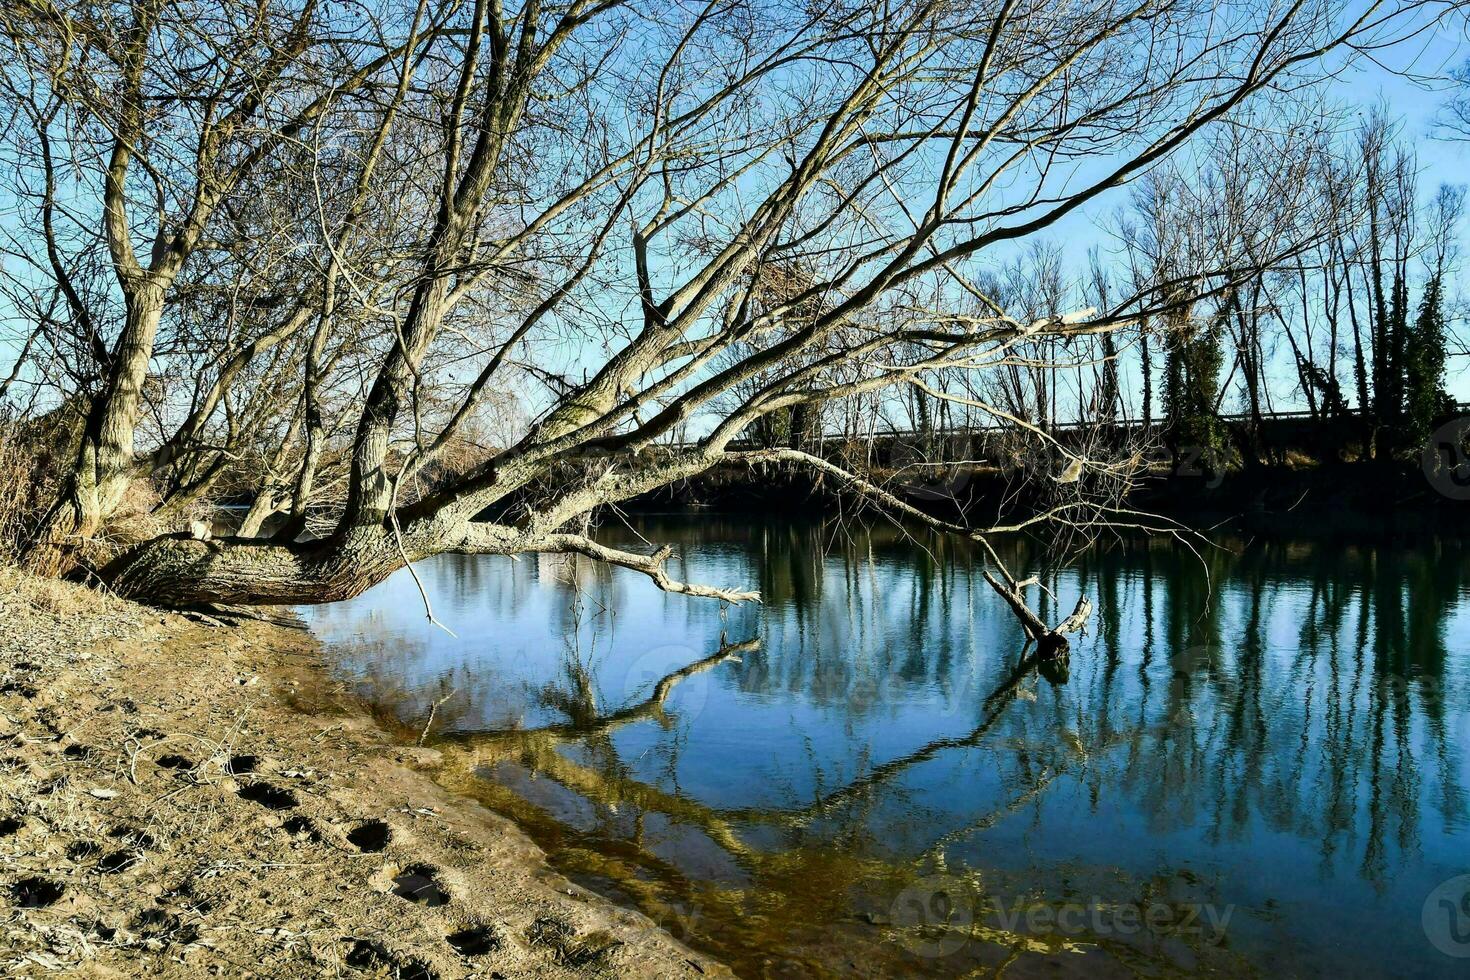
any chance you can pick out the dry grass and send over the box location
[1280,448,1320,470]
[0,409,66,566]
[0,563,129,619]
[0,404,204,576]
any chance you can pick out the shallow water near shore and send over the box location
[299,517,1470,978]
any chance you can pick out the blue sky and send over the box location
[1039,16,1470,411]
[2,6,1468,419]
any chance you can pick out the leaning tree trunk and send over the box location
[99,525,408,606]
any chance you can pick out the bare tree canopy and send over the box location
[0,0,1454,612]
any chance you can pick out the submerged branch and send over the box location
[729,447,1093,646]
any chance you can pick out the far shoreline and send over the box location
[618,457,1470,542]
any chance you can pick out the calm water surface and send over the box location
[299,518,1470,978]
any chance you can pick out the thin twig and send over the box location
[418,687,457,746]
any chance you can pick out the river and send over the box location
[299,516,1470,978]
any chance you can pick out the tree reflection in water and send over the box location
[301,519,1470,979]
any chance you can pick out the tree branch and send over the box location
[535,533,760,604]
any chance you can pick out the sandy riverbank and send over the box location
[0,567,728,979]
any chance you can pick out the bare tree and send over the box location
[0,0,1448,630]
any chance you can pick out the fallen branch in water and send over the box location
[982,569,1092,657]
[727,447,1096,646]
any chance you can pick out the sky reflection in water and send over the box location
[300,518,1470,978]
